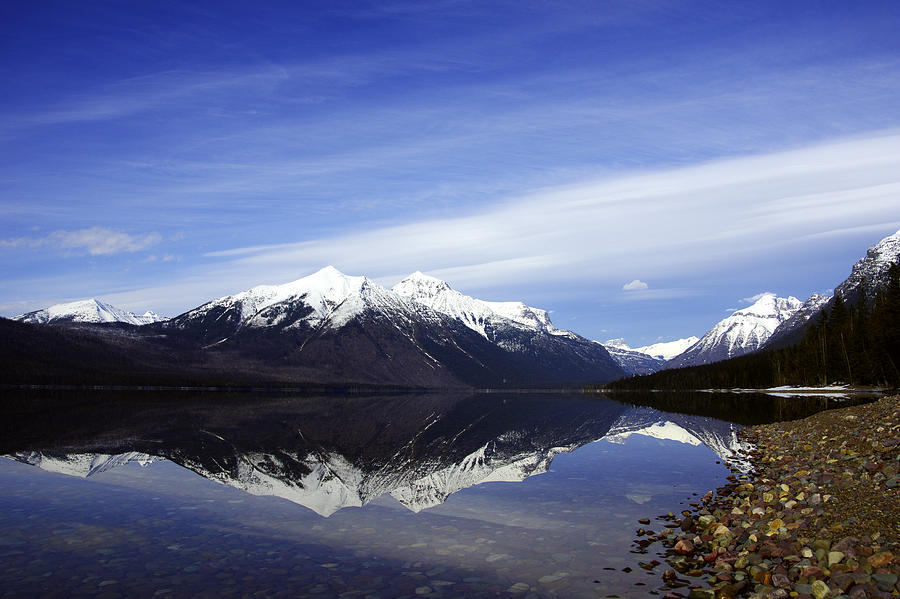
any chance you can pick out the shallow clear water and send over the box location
[0,390,872,598]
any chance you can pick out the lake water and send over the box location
[0,390,874,598]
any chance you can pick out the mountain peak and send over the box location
[14,298,164,326]
[664,294,801,368]
[393,271,453,299]
[604,338,630,349]
[735,293,801,318]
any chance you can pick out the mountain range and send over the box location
[8,228,900,386]
[7,267,624,388]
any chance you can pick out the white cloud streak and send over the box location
[193,131,900,292]
[1,227,161,256]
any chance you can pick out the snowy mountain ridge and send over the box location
[178,265,412,333]
[14,298,165,326]
[392,271,571,340]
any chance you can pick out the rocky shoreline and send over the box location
[635,395,900,599]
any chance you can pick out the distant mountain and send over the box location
[765,228,900,350]
[664,293,801,369]
[600,341,664,376]
[161,266,624,387]
[633,337,700,361]
[14,298,164,326]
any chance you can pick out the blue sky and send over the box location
[2,0,900,345]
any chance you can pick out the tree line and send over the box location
[604,262,900,390]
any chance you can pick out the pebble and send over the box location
[537,571,568,584]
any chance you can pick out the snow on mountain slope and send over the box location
[633,337,700,361]
[13,451,155,477]
[601,343,664,376]
[832,227,900,305]
[173,265,428,337]
[185,266,368,326]
[665,293,801,369]
[391,271,624,382]
[392,271,565,338]
[14,299,165,326]
[762,292,832,349]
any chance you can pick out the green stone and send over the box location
[811,579,831,599]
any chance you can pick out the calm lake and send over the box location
[0,390,874,598]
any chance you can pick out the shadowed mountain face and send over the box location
[4,392,759,517]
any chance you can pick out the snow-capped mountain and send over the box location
[764,228,900,350]
[664,293,801,369]
[14,298,165,326]
[633,337,700,361]
[600,341,664,376]
[163,266,624,387]
[392,271,623,382]
[393,271,564,339]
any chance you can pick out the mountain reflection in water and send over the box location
[4,390,866,517]
[0,390,875,599]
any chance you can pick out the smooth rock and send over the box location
[871,572,898,592]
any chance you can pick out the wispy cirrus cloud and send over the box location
[189,131,900,296]
[1,227,161,256]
